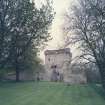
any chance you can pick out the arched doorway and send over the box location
[51,65,63,82]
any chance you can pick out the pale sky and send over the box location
[35,0,74,60]
[49,0,71,48]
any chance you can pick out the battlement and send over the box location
[45,48,71,55]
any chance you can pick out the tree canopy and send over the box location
[0,0,54,81]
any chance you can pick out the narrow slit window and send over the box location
[48,58,50,61]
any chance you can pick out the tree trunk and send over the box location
[100,69,105,89]
[16,65,20,82]
[98,63,105,89]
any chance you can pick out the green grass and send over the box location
[0,81,105,105]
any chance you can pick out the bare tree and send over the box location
[63,0,105,89]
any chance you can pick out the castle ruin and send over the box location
[44,48,87,84]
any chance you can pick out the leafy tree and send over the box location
[64,0,105,89]
[0,0,54,81]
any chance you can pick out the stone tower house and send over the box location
[44,48,87,84]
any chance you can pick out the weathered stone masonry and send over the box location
[44,48,87,84]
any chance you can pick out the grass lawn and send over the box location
[0,81,105,105]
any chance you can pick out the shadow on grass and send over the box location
[0,79,37,87]
[90,84,105,99]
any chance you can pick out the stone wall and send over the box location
[44,48,87,84]
[44,48,72,81]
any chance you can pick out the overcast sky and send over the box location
[35,0,74,60]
